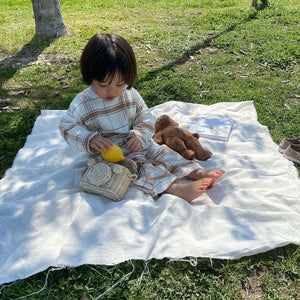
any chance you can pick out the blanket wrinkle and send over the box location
[0,100,299,285]
[55,194,84,263]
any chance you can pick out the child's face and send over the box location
[91,72,126,102]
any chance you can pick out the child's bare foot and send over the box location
[164,178,212,203]
[186,169,225,187]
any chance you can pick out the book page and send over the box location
[179,116,233,142]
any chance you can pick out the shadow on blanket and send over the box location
[0,101,299,286]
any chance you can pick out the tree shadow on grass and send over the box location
[137,9,262,87]
[0,35,55,97]
[136,23,235,85]
[251,0,269,10]
[0,35,56,178]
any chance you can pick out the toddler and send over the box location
[59,33,224,203]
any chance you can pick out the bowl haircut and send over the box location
[80,33,137,89]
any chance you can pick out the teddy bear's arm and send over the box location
[153,132,164,144]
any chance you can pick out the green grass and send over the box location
[0,0,299,298]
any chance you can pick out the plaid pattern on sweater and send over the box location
[59,86,155,154]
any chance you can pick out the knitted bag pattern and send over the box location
[80,158,137,201]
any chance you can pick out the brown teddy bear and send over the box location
[153,114,212,161]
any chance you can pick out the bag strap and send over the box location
[134,159,169,180]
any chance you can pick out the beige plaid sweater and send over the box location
[59,86,155,155]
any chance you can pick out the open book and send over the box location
[179,115,234,142]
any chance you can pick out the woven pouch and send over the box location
[80,158,137,201]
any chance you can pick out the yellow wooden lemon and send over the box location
[100,145,125,163]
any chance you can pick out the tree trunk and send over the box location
[31,0,68,38]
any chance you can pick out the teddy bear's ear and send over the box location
[165,115,179,127]
[154,116,166,133]
[153,132,164,144]
[154,123,161,133]
[169,117,179,127]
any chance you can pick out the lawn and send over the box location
[0,0,299,299]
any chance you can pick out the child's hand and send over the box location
[90,135,114,152]
[126,136,142,152]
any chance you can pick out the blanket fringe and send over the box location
[0,279,21,295]
[168,257,216,269]
[1,266,65,300]
[0,258,216,298]
[168,257,198,267]
[95,260,135,300]
[137,260,150,285]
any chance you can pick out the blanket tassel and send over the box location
[168,257,198,267]
[95,260,135,300]
[1,266,65,300]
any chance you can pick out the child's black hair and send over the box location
[80,33,137,89]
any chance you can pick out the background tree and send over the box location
[31,0,68,38]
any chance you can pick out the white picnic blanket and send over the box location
[0,101,299,285]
